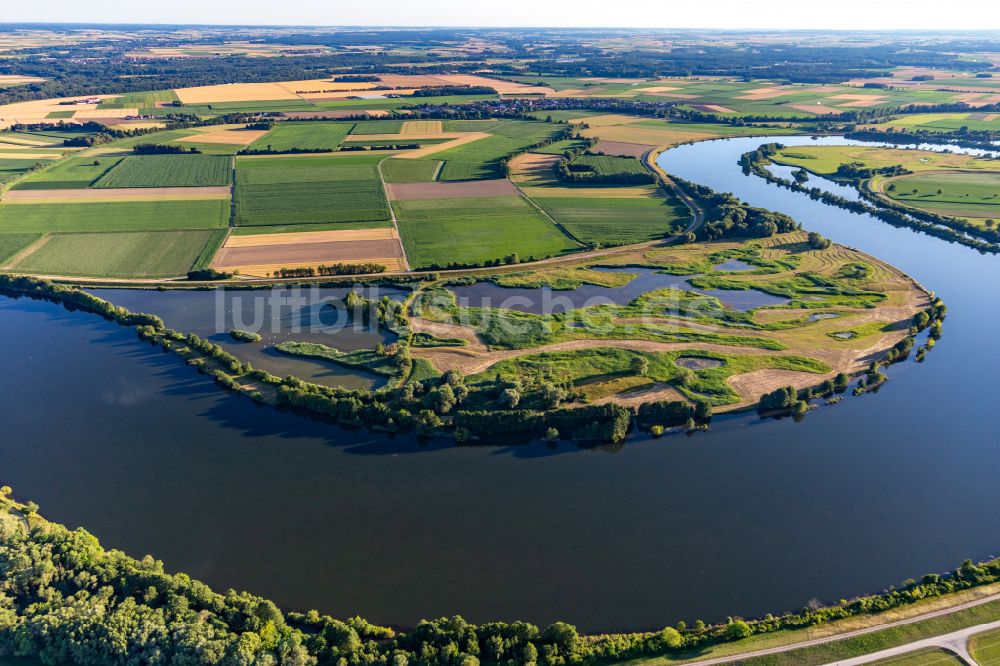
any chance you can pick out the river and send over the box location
[1,136,998,633]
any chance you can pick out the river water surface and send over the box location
[1,136,999,633]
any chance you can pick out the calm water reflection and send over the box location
[1,136,998,633]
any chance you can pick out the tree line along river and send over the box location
[0,136,998,633]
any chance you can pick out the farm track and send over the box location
[377,156,410,271]
[2,234,51,269]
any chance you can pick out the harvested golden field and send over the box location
[394,132,491,159]
[508,152,560,186]
[568,113,645,127]
[73,108,139,119]
[0,75,46,86]
[174,82,298,104]
[578,124,718,147]
[0,152,64,160]
[375,74,452,88]
[433,74,552,95]
[592,140,654,158]
[177,128,269,145]
[274,79,376,95]
[735,87,790,99]
[212,227,407,276]
[224,227,400,247]
[401,120,443,135]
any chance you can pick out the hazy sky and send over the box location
[6,0,999,31]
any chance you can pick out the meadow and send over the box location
[12,155,125,189]
[94,155,232,188]
[538,195,689,245]
[0,199,230,232]
[430,121,567,180]
[572,154,649,176]
[395,195,580,268]
[248,121,354,152]
[885,172,1000,220]
[0,158,51,185]
[11,229,225,278]
[0,233,41,265]
[234,154,390,227]
[970,626,1000,666]
[874,112,1000,133]
[380,159,441,183]
[771,145,998,175]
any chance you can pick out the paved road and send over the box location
[680,591,1000,666]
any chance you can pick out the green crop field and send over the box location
[12,155,125,189]
[381,159,441,182]
[572,154,649,176]
[0,159,51,185]
[395,195,579,268]
[0,233,41,265]
[539,195,689,245]
[248,121,354,152]
[206,100,319,113]
[879,112,1000,133]
[970,626,1000,665]
[441,120,505,132]
[11,229,225,278]
[234,155,389,226]
[886,172,1000,219]
[99,89,179,108]
[430,121,566,180]
[869,649,966,665]
[0,199,229,232]
[93,155,232,188]
[348,120,404,134]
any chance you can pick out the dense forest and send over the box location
[1,26,996,104]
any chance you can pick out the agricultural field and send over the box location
[882,172,1000,222]
[9,229,225,278]
[571,154,649,176]
[873,112,1000,133]
[248,121,354,152]
[0,233,42,265]
[538,196,689,245]
[770,145,1000,176]
[0,158,52,185]
[379,159,441,184]
[11,155,125,190]
[970,626,1000,666]
[349,120,405,135]
[93,155,232,188]
[0,199,230,233]
[503,74,997,117]
[510,149,688,245]
[395,195,580,269]
[426,121,568,180]
[212,227,406,276]
[234,153,390,228]
[770,145,1000,226]
[868,649,966,665]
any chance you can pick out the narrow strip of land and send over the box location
[681,592,1000,666]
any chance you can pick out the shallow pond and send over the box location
[89,286,406,389]
[448,267,789,314]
